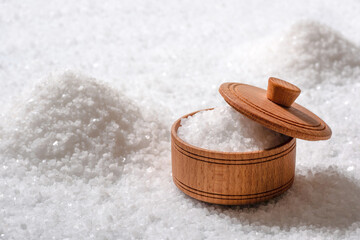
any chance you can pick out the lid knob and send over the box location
[266,77,301,107]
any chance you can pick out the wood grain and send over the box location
[267,77,301,107]
[219,82,332,141]
[171,109,296,205]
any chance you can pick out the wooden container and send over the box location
[172,110,296,205]
[171,77,332,205]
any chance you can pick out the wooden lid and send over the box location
[219,77,332,141]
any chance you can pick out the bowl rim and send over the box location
[171,108,295,157]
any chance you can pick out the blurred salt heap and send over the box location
[0,72,165,181]
[233,21,360,88]
[1,2,360,237]
[178,106,289,152]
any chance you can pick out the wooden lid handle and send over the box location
[266,77,301,107]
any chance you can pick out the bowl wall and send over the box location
[171,109,296,205]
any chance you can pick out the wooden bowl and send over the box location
[171,109,296,205]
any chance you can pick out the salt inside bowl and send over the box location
[177,105,290,152]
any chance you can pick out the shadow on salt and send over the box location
[193,166,360,230]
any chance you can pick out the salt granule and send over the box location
[0,72,163,181]
[177,106,290,152]
[239,20,360,88]
[1,1,360,238]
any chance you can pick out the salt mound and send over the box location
[245,21,360,87]
[0,72,156,181]
[177,106,289,152]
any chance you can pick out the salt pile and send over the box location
[177,105,289,152]
[2,0,360,238]
[0,72,164,181]
[241,21,360,88]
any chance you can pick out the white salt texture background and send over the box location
[178,106,290,152]
[1,1,360,239]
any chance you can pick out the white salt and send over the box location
[240,20,360,88]
[0,71,164,182]
[177,106,290,152]
[1,1,360,238]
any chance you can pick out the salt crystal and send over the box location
[347,166,355,171]
[177,106,290,152]
[240,20,360,88]
[0,4,359,238]
[0,72,157,181]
